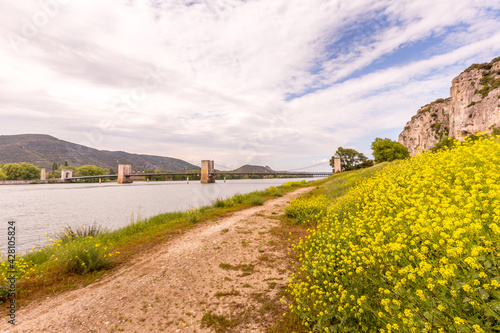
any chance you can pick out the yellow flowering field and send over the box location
[285,195,331,224]
[287,135,500,332]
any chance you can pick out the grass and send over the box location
[219,262,255,277]
[201,311,239,332]
[219,262,238,270]
[214,290,240,297]
[54,223,108,243]
[3,179,315,307]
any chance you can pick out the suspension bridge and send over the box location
[61,159,340,184]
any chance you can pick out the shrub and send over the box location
[248,195,264,206]
[288,134,500,332]
[285,195,331,225]
[55,223,107,243]
[214,198,229,208]
[185,208,199,223]
[267,186,284,197]
[56,237,115,274]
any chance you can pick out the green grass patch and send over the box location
[201,311,238,332]
[214,290,240,297]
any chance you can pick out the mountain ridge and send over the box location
[0,134,199,172]
[231,164,275,173]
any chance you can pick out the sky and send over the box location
[1,0,500,171]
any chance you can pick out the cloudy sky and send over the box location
[1,0,500,171]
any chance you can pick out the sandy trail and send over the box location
[4,187,311,333]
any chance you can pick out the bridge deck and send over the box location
[66,171,332,180]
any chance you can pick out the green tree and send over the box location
[371,138,410,163]
[0,169,7,181]
[331,147,368,171]
[76,165,106,177]
[2,163,41,180]
[108,167,116,175]
[52,162,59,171]
[64,161,69,167]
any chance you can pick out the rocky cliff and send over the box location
[399,57,500,154]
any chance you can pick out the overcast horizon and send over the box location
[1,1,500,171]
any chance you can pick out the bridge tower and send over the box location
[40,168,46,181]
[61,169,73,180]
[117,164,133,184]
[201,160,215,183]
[333,157,341,174]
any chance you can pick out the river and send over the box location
[0,178,315,254]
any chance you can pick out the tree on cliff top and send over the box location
[371,138,410,163]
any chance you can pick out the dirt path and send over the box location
[4,187,312,333]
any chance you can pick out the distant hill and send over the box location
[231,164,275,173]
[0,134,199,172]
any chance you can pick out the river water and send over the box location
[0,178,314,254]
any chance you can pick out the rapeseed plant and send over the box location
[287,134,500,332]
[285,195,331,225]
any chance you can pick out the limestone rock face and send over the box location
[399,58,500,155]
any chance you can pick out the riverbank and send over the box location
[1,183,318,332]
[1,180,327,315]
[1,177,320,254]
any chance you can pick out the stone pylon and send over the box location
[201,160,215,183]
[117,164,133,184]
[334,157,342,174]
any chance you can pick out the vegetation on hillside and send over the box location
[430,128,500,153]
[284,134,500,332]
[464,57,500,73]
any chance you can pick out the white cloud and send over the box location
[0,0,499,170]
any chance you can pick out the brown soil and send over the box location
[4,187,312,333]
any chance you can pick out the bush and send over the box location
[248,195,264,206]
[55,223,107,243]
[267,186,284,197]
[430,137,457,152]
[213,198,230,208]
[56,237,115,274]
[288,134,500,332]
[285,195,331,225]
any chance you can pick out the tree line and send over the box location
[330,138,410,171]
[0,162,113,181]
